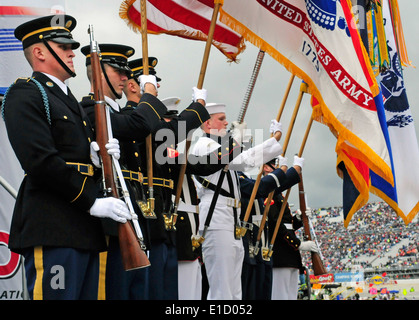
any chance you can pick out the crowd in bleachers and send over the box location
[295,202,419,273]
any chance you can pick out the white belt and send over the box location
[177,202,199,214]
[284,223,293,230]
[201,195,241,208]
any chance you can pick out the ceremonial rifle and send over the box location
[88,25,150,270]
[0,175,17,199]
[298,168,328,276]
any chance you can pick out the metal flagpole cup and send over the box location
[191,235,204,251]
[192,227,208,251]
[236,221,254,238]
[262,244,273,261]
[248,244,255,259]
[148,197,155,212]
[137,199,157,219]
[163,212,178,231]
[253,240,260,255]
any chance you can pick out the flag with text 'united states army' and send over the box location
[220,0,394,218]
[119,0,246,61]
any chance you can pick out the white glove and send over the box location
[294,209,302,221]
[90,138,121,168]
[192,87,207,102]
[90,141,100,168]
[90,197,131,223]
[305,207,313,219]
[295,208,312,221]
[293,155,304,169]
[106,138,120,160]
[299,240,319,252]
[138,74,157,94]
[231,121,247,143]
[278,155,288,168]
[269,119,282,135]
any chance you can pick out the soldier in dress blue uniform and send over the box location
[159,96,204,300]
[79,44,169,300]
[134,78,209,301]
[81,49,210,299]
[2,15,131,300]
[124,57,161,109]
[238,155,303,299]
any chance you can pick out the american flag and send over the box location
[119,0,246,62]
[0,4,64,94]
[0,28,21,53]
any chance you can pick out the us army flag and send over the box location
[219,0,394,212]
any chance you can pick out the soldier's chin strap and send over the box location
[100,60,122,100]
[41,39,76,78]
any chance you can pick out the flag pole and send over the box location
[238,74,295,237]
[236,50,265,123]
[139,0,156,216]
[197,0,223,89]
[254,81,307,245]
[262,90,313,262]
[171,1,222,231]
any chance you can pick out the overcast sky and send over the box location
[63,0,419,212]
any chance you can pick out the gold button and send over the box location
[88,137,91,143]
[63,115,68,119]
[83,121,87,126]
[135,152,139,157]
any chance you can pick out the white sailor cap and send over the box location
[162,97,181,117]
[206,102,226,115]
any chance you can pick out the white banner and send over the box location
[0,0,65,300]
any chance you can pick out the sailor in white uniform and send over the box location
[191,103,284,300]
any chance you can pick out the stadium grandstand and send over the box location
[295,202,419,299]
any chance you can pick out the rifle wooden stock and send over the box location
[89,27,149,270]
[298,174,328,276]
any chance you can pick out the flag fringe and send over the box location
[370,186,419,226]
[336,153,369,228]
[219,6,394,188]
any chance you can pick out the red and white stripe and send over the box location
[120,0,245,61]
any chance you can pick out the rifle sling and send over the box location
[195,175,231,198]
